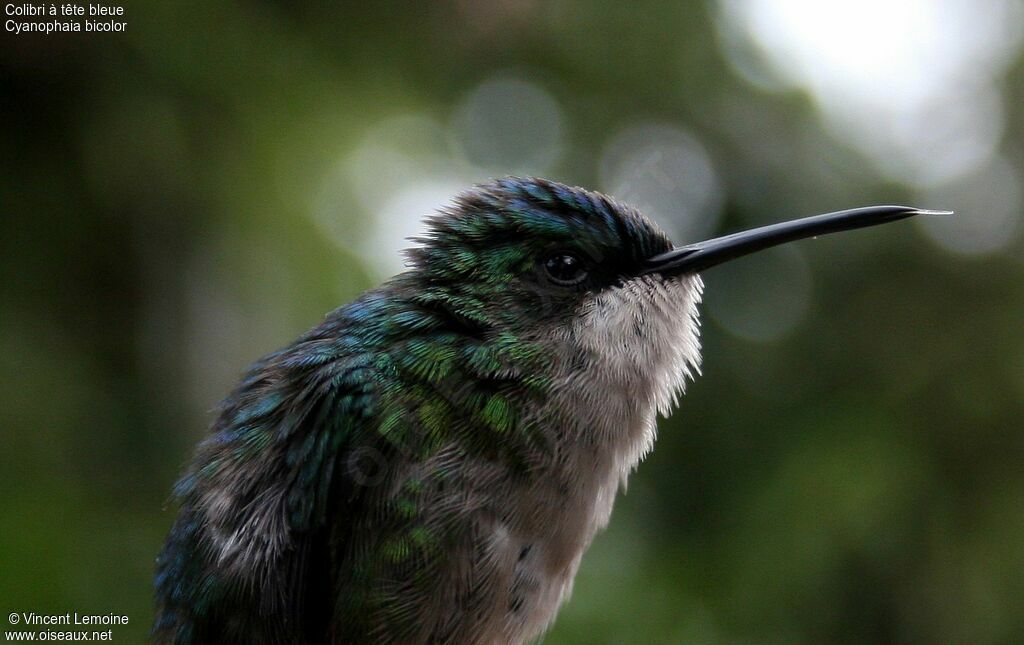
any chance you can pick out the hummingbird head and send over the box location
[405,175,935,329]
[406,177,679,332]
[404,176,941,419]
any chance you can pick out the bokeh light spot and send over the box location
[450,75,565,174]
[704,244,812,342]
[718,0,1024,186]
[312,114,480,277]
[599,123,723,244]
[915,157,1022,256]
[371,181,467,277]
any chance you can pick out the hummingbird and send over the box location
[154,177,941,643]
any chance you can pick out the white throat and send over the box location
[546,272,704,493]
[573,274,704,420]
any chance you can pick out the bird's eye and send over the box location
[543,253,588,285]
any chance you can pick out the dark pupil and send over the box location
[546,254,584,282]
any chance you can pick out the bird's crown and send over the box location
[405,177,674,294]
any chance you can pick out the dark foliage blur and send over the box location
[2,1,1023,642]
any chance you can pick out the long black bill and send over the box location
[642,205,951,276]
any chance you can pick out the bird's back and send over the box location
[154,280,571,643]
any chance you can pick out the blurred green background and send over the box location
[3,1,1023,642]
